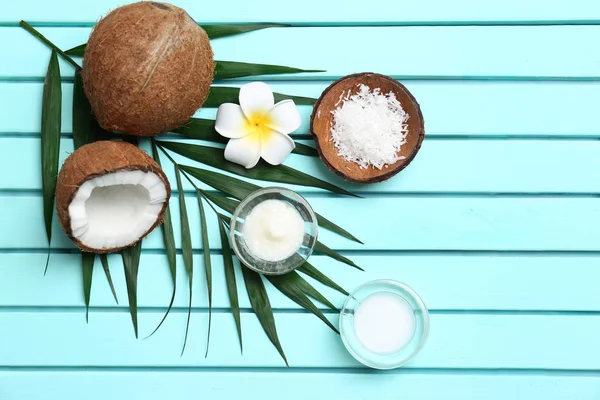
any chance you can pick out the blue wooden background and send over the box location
[1,0,600,398]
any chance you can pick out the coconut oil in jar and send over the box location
[242,199,305,262]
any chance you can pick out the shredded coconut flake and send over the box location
[330,84,409,170]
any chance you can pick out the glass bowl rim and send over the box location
[339,279,430,369]
[229,186,318,275]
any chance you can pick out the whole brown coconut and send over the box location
[56,141,171,253]
[82,1,215,136]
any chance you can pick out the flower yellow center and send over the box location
[243,111,275,144]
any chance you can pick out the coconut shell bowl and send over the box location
[310,73,425,184]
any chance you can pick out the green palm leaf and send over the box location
[64,23,289,57]
[28,18,354,364]
[267,272,338,333]
[159,141,355,197]
[241,267,287,366]
[99,254,118,304]
[200,191,238,213]
[205,87,316,107]
[179,164,361,243]
[180,164,256,198]
[197,192,213,357]
[64,44,86,57]
[173,118,316,157]
[218,217,243,352]
[215,61,323,80]
[317,214,362,244]
[73,70,110,149]
[202,23,289,39]
[283,271,337,311]
[173,118,226,143]
[199,191,356,270]
[20,21,79,68]
[292,143,318,157]
[186,173,360,272]
[82,252,95,322]
[121,241,142,338]
[204,180,353,288]
[175,167,194,355]
[298,262,348,296]
[314,241,362,271]
[41,51,61,275]
[146,141,177,338]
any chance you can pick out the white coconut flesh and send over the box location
[68,170,168,250]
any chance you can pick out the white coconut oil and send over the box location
[353,292,416,354]
[242,199,305,262]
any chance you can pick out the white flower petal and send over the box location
[265,100,302,135]
[261,131,296,166]
[239,82,274,118]
[224,135,261,169]
[215,103,248,139]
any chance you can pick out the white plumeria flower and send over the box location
[215,82,301,169]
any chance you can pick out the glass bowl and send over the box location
[340,279,429,369]
[229,187,318,275]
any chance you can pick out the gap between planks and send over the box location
[0,365,599,376]
[3,189,600,198]
[5,132,600,141]
[8,76,600,83]
[1,306,600,316]
[5,21,600,28]
[6,248,600,256]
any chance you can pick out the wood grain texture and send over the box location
[2,253,600,311]
[3,194,600,251]
[4,138,600,194]
[2,371,600,400]
[2,0,599,24]
[1,371,599,400]
[3,0,600,397]
[1,311,599,369]
[4,26,600,79]
[5,81,600,137]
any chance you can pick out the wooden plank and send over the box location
[3,0,600,24]
[5,81,600,136]
[3,137,600,194]
[4,0,600,395]
[1,370,599,400]
[0,311,599,369]
[3,26,600,79]
[2,195,600,251]
[2,253,600,311]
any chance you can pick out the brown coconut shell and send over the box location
[82,1,215,136]
[310,73,425,184]
[55,140,171,253]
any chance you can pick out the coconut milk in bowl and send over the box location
[340,280,429,369]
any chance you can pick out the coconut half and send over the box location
[56,141,171,253]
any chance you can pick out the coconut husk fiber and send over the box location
[82,1,215,136]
